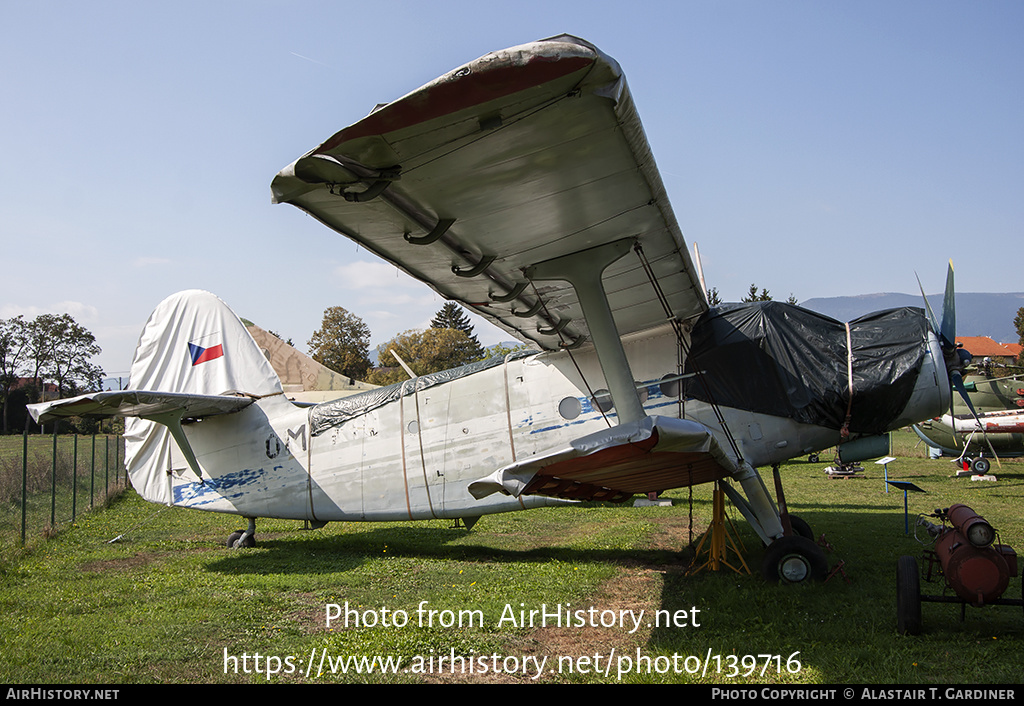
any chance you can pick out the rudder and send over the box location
[125,290,284,504]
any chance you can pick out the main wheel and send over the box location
[971,457,991,474]
[896,555,922,635]
[788,515,814,540]
[761,536,828,584]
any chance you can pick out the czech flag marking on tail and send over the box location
[188,342,224,366]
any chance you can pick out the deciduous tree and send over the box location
[366,327,482,386]
[307,307,372,380]
[0,316,29,433]
[44,313,103,397]
[1015,307,1024,365]
[0,313,104,432]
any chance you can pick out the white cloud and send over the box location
[333,261,420,291]
[132,256,172,267]
[0,300,99,323]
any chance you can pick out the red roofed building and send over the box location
[957,337,1021,365]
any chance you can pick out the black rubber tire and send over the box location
[788,515,814,540]
[227,530,256,548]
[808,454,819,463]
[971,457,991,474]
[761,536,828,584]
[896,555,922,636]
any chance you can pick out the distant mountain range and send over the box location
[798,293,1024,344]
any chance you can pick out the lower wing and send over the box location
[469,416,738,503]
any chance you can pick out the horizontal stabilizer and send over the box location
[28,390,255,424]
[468,416,738,502]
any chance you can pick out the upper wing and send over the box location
[272,34,706,350]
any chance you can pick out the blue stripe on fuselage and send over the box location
[173,467,264,507]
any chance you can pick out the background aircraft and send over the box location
[913,373,1024,470]
[30,35,962,584]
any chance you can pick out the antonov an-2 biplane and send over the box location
[30,35,964,583]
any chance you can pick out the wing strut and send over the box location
[632,241,747,466]
[526,237,645,425]
[147,410,206,484]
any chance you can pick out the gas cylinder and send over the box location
[933,504,1015,607]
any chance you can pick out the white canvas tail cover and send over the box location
[125,290,284,504]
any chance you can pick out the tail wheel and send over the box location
[227,530,256,548]
[761,536,828,584]
[896,555,922,635]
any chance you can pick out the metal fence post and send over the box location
[21,430,27,545]
[72,434,78,522]
[90,434,96,509]
[50,430,57,528]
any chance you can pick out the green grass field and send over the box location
[0,430,1021,684]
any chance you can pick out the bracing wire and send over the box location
[632,241,745,464]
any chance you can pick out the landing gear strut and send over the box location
[760,465,828,584]
[227,517,257,548]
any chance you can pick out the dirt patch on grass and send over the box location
[423,563,669,684]
[284,592,330,634]
[646,511,706,552]
[79,553,158,572]
[534,564,663,677]
[427,511,697,683]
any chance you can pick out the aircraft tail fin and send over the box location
[124,290,286,503]
[29,290,284,504]
[128,289,283,400]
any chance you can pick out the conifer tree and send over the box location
[430,302,485,360]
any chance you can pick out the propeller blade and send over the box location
[916,272,941,342]
[952,370,979,419]
[952,370,1002,469]
[917,261,957,350]
[924,261,998,468]
[940,260,956,349]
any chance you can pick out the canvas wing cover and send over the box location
[469,416,739,502]
[30,290,285,506]
[272,34,706,351]
[28,390,253,423]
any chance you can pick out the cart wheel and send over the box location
[896,555,922,635]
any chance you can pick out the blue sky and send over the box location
[2,1,1021,378]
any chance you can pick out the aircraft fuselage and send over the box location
[166,317,948,524]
